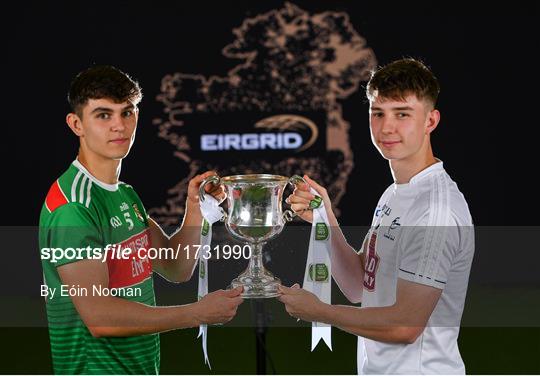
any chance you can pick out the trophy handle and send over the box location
[282,175,308,222]
[199,175,227,222]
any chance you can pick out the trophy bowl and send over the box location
[199,174,303,298]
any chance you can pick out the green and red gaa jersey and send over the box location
[39,159,159,374]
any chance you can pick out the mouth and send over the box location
[109,138,129,145]
[380,140,401,148]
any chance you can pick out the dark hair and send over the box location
[68,65,142,116]
[366,58,440,107]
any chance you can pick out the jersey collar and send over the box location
[72,159,119,192]
[409,159,444,185]
[394,159,444,191]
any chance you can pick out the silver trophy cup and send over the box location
[199,174,304,298]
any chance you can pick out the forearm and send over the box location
[156,203,203,281]
[326,209,365,302]
[78,296,201,337]
[317,303,417,344]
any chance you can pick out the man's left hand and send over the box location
[187,171,226,208]
[277,283,326,322]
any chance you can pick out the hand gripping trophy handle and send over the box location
[199,175,221,202]
[199,175,227,222]
[282,175,309,222]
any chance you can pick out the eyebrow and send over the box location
[370,106,414,111]
[90,104,135,114]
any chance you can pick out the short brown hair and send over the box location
[366,58,440,107]
[68,65,142,117]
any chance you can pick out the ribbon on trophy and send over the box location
[302,190,332,351]
[197,192,225,368]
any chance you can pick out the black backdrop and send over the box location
[4,0,535,227]
[2,1,538,374]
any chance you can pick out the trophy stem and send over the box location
[248,243,264,276]
[230,242,281,298]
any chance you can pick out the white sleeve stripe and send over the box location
[413,174,436,277]
[71,171,82,202]
[78,175,87,204]
[432,173,452,281]
[428,173,450,278]
[414,172,450,280]
[425,172,447,277]
[85,180,92,207]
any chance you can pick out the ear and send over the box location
[66,113,84,137]
[425,109,440,135]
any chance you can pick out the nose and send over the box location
[110,114,127,132]
[380,117,396,135]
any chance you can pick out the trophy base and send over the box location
[229,271,281,299]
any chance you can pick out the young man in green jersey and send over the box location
[39,65,243,374]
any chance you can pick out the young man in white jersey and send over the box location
[40,65,243,374]
[279,58,474,374]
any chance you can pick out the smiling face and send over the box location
[369,94,439,164]
[67,98,138,161]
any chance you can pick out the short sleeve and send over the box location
[44,203,103,267]
[397,213,460,290]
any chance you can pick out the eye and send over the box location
[371,112,383,118]
[397,113,410,118]
[97,113,111,120]
[122,110,133,118]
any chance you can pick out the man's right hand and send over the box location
[195,286,244,325]
[286,175,332,223]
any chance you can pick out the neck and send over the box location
[389,146,437,185]
[77,149,121,185]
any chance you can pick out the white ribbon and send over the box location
[197,194,225,368]
[302,189,332,351]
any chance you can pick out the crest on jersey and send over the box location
[383,217,401,241]
[132,203,145,222]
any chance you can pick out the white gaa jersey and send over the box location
[358,161,474,374]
